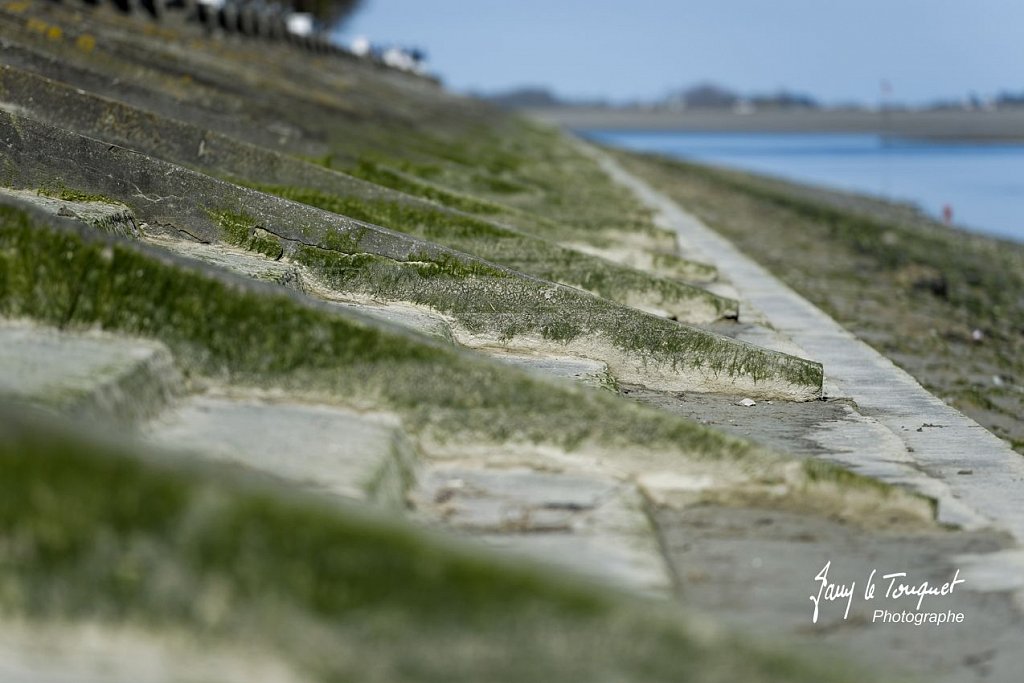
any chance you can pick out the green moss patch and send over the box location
[210,210,284,260]
[36,184,121,206]
[336,123,679,256]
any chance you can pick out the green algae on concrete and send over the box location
[0,208,790,472]
[334,123,680,251]
[347,158,506,215]
[0,111,812,397]
[0,202,746,453]
[37,185,120,205]
[0,64,729,319]
[251,183,737,322]
[0,186,137,238]
[206,205,812,395]
[209,210,284,260]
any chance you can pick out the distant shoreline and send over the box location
[526,107,1024,141]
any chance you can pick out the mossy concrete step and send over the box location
[0,191,609,384]
[0,321,182,426]
[144,395,417,510]
[0,187,696,392]
[0,112,823,400]
[0,406,885,683]
[414,464,672,595]
[0,195,936,534]
[0,64,733,323]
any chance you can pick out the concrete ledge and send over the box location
[145,395,417,510]
[0,321,183,426]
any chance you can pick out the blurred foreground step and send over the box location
[144,395,417,510]
[0,322,182,426]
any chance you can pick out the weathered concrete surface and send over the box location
[0,322,182,426]
[413,464,672,595]
[145,395,416,509]
[487,352,612,388]
[0,187,139,238]
[588,142,1024,542]
[142,233,309,291]
[0,4,980,680]
[623,386,988,529]
[0,190,460,350]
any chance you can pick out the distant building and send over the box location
[286,12,314,37]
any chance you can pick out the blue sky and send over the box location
[336,0,1024,105]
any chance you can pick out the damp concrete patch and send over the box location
[619,385,850,457]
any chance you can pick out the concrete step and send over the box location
[412,464,672,596]
[0,321,182,426]
[143,394,417,510]
[0,318,419,513]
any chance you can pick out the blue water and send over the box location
[585,131,1024,243]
